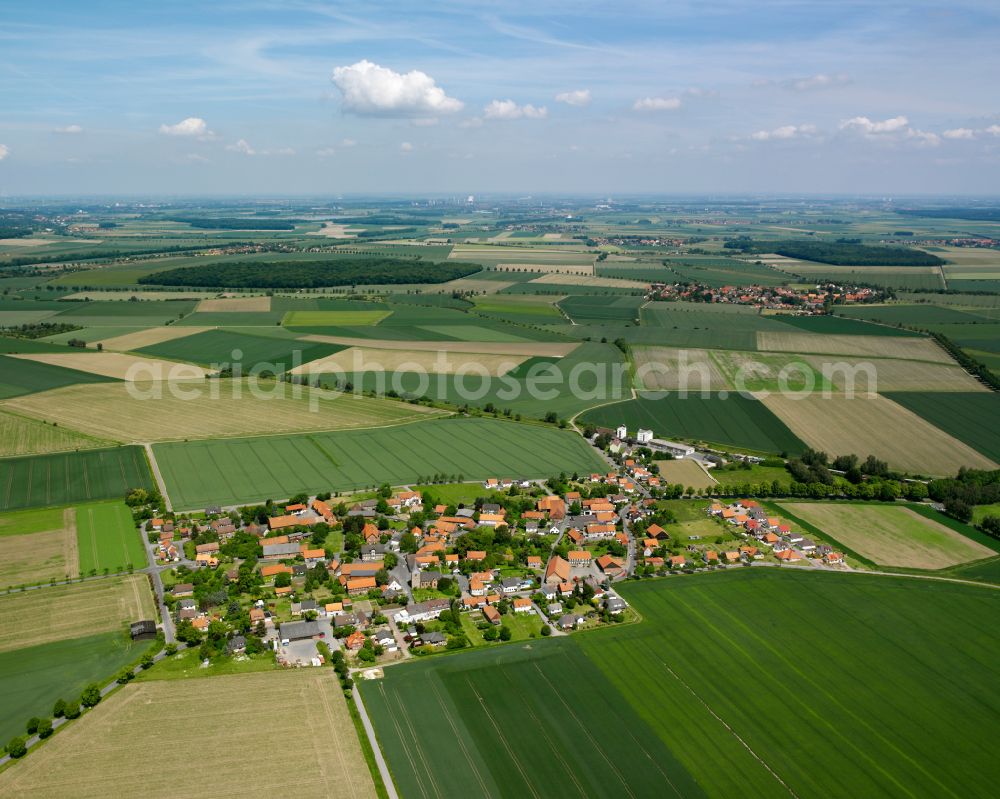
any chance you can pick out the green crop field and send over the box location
[137,329,345,372]
[360,637,704,799]
[836,304,996,326]
[558,294,644,323]
[76,501,147,574]
[471,295,566,326]
[0,632,154,744]
[281,309,392,326]
[577,571,1000,798]
[0,446,155,511]
[580,394,806,455]
[363,569,1000,798]
[883,391,1000,462]
[0,353,116,399]
[773,314,921,336]
[153,417,606,509]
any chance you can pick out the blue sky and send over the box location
[1,0,998,195]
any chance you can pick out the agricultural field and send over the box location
[196,296,271,312]
[301,333,577,357]
[470,294,567,326]
[580,571,1000,798]
[558,294,644,323]
[882,392,1000,463]
[631,347,728,391]
[0,632,154,745]
[136,329,345,373]
[769,314,921,336]
[0,505,77,588]
[799,355,987,393]
[0,408,112,456]
[580,395,806,455]
[282,309,392,326]
[779,502,997,569]
[75,501,147,575]
[0,445,155,511]
[9,351,212,381]
[153,417,607,509]
[360,637,703,799]
[0,575,155,652]
[0,353,117,399]
[755,331,952,363]
[656,458,717,489]
[0,670,376,799]
[760,394,997,474]
[3,381,445,443]
[290,347,529,376]
[93,325,210,352]
[836,303,998,326]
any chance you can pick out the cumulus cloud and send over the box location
[633,97,681,111]
[943,128,975,140]
[400,142,414,153]
[54,124,83,134]
[331,60,462,117]
[907,129,940,147]
[0,144,9,160]
[159,117,211,137]
[483,100,548,120]
[788,73,850,91]
[555,89,591,107]
[750,124,817,141]
[987,125,1000,136]
[226,139,256,155]
[840,115,909,134]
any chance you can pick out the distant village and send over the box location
[649,281,885,311]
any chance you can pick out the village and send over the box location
[142,426,848,675]
[649,280,885,311]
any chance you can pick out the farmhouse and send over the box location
[544,555,571,585]
[279,620,323,644]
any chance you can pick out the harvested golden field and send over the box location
[307,221,365,238]
[94,325,211,352]
[756,332,952,363]
[802,355,989,392]
[529,272,648,287]
[292,346,529,376]
[632,346,727,391]
[780,502,996,569]
[0,509,77,588]
[2,381,447,443]
[9,352,212,380]
[0,670,377,799]
[302,333,579,357]
[196,295,271,312]
[437,277,514,294]
[0,575,154,653]
[656,459,717,489]
[761,394,997,475]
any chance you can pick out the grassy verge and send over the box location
[348,691,392,799]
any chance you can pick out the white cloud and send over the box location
[400,141,414,153]
[633,97,681,112]
[907,129,940,147]
[789,73,850,91]
[159,117,211,137]
[226,139,256,155]
[54,124,83,134]
[986,125,1000,136]
[331,60,462,117]
[840,115,909,134]
[340,138,358,147]
[483,100,548,120]
[555,89,591,107]
[943,128,975,140]
[0,144,9,160]
[750,123,817,141]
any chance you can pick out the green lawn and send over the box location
[460,610,543,645]
[420,482,496,507]
[0,632,154,743]
[75,501,147,574]
[0,446,155,511]
[154,417,606,509]
[135,648,278,681]
[0,505,66,537]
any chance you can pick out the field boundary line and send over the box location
[143,443,172,511]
